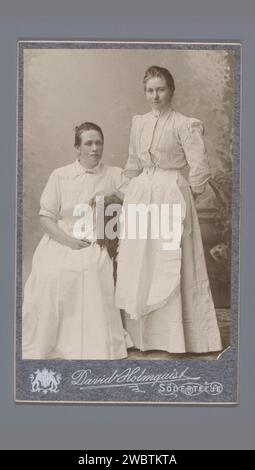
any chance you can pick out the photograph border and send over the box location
[15,39,241,405]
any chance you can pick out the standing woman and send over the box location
[115,66,222,353]
[22,122,130,360]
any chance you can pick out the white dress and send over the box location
[22,159,131,360]
[115,107,223,353]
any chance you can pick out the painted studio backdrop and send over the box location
[23,48,233,352]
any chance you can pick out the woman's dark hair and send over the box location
[143,66,175,94]
[74,122,104,148]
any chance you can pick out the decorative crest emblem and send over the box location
[29,368,61,394]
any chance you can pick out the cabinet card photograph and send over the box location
[15,40,240,403]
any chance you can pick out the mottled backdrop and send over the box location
[23,47,234,310]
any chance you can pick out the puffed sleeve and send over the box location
[39,170,61,219]
[180,118,211,194]
[124,116,143,177]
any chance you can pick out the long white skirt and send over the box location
[115,167,223,353]
[22,235,130,360]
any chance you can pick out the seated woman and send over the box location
[22,121,131,360]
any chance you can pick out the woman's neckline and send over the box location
[75,159,104,174]
[151,105,173,118]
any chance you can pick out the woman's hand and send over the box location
[66,237,91,250]
[40,216,91,250]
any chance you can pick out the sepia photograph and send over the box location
[16,41,240,403]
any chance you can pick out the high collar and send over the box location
[151,105,173,119]
[74,159,104,175]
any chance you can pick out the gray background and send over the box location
[0,0,254,450]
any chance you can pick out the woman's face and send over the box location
[78,130,104,168]
[144,76,173,112]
